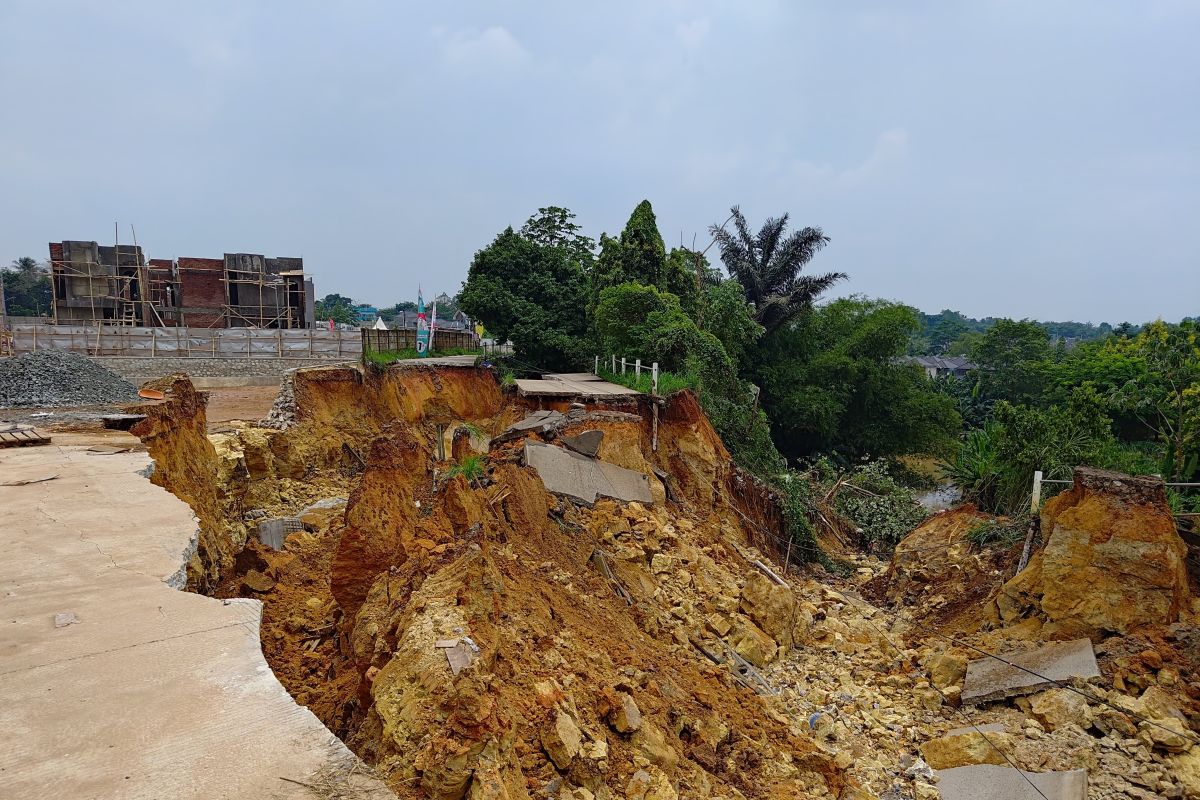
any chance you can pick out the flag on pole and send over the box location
[430,299,438,354]
[415,287,430,356]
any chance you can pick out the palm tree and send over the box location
[709,206,845,336]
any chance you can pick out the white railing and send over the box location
[597,354,659,395]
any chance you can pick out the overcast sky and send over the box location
[2,1,1196,323]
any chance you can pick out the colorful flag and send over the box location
[430,299,438,354]
[415,287,430,356]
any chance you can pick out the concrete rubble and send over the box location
[936,764,1087,800]
[961,639,1101,705]
[523,439,655,504]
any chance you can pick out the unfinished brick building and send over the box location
[48,241,315,329]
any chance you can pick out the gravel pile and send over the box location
[0,350,140,408]
[260,370,298,429]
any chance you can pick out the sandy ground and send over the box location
[203,384,279,428]
[1,384,281,435]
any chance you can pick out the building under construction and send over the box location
[48,240,316,329]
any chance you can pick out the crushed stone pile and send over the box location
[260,371,297,429]
[0,350,140,408]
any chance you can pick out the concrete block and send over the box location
[561,430,604,457]
[936,764,1086,800]
[523,441,652,505]
[961,638,1099,705]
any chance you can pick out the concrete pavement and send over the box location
[0,442,390,799]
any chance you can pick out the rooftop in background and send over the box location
[906,355,975,379]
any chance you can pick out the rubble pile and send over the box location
[260,369,298,429]
[130,365,1200,800]
[0,350,139,407]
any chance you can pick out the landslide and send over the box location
[129,364,856,800]
[862,467,1200,799]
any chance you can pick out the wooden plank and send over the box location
[0,426,51,448]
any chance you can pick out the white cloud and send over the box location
[433,26,531,71]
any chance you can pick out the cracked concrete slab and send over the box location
[524,440,653,504]
[514,377,639,398]
[936,764,1087,800]
[0,443,389,800]
[961,638,1100,705]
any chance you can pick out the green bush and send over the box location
[829,459,927,552]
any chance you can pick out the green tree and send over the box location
[1110,320,1200,480]
[756,298,960,462]
[619,200,667,287]
[969,319,1052,404]
[588,201,672,315]
[664,247,706,319]
[700,279,763,365]
[927,310,969,354]
[1,257,52,317]
[458,227,589,371]
[519,206,596,269]
[710,206,845,336]
[313,293,357,325]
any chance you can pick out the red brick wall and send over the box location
[177,257,226,327]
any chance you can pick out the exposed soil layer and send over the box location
[130,365,853,800]
[131,365,1200,800]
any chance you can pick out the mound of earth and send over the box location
[0,349,139,408]
[131,367,855,800]
[994,467,1191,640]
[864,505,1015,627]
[130,366,1200,800]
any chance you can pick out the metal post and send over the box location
[594,355,599,375]
[635,358,642,378]
[621,357,626,375]
[652,363,659,395]
[1030,470,1043,513]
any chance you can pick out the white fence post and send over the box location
[621,357,626,375]
[635,358,642,378]
[652,362,659,395]
[594,355,599,375]
[611,354,616,372]
[1031,470,1043,513]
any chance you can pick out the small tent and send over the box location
[372,317,388,330]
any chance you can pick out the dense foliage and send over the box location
[313,293,358,325]
[455,198,1200,560]
[754,297,960,462]
[2,257,52,317]
[457,226,589,372]
[935,317,1200,515]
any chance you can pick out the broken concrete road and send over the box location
[523,439,653,504]
[0,444,388,800]
[961,638,1100,705]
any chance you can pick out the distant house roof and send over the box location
[909,355,975,371]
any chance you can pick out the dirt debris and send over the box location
[129,365,1200,800]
